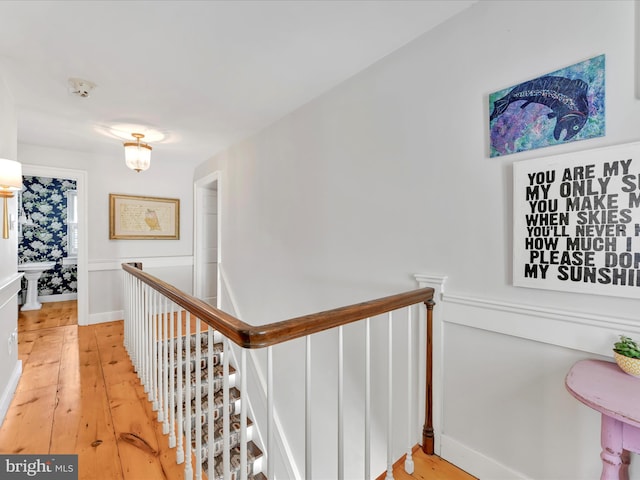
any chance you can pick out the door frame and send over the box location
[193,171,221,307]
[21,164,89,326]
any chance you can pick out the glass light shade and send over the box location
[124,142,152,172]
[0,158,22,191]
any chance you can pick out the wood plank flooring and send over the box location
[2,301,183,479]
[381,446,477,480]
[0,300,476,480]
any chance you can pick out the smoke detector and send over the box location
[68,77,96,98]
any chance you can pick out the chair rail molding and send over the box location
[442,293,640,357]
[89,256,193,272]
[414,274,639,479]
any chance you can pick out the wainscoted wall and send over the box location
[417,274,639,480]
[19,176,77,300]
[87,256,193,324]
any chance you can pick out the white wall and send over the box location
[195,1,640,478]
[0,74,21,425]
[18,144,195,323]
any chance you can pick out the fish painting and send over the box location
[490,76,589,141]
[489,55,605,157]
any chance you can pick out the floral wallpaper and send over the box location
[19,176,77,297]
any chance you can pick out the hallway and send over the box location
[0,304,183,479]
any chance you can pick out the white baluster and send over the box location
[123,273,129,353]
[207,326,214,480]
[128,273,133,353]
[169,301,177,449]
[143,284,150,396]
[207,327,216,479]
[338,326,344,480]
[240,347,247,480]
[385,312,394,480]
[195,317,202,480]
[268,345,275,479]
[152,290,159,411]
[123,273,130,356]
[223,336,230,480]
[184,312,194,480]
[304,338,311,480]
[365,318,371,480]
[405,306,414,474]
[176,307,185,465]
[162,297,170,435]
[132,277,140,372]
[157,292,165,423]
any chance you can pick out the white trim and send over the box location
[89,256,193,272]
[0,274,23,310]
[440,434,531,480]
[193,171,221,303]
[0,360,22,428]
[88,310,124,325]
[414,274,447,456]
[38,292,78,303]
[415,273,640,479]
[62,257,77,266]
[22,164,89,326]
[442,293,638,357]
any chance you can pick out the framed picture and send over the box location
[109,194,180,240]
[489,54,605,157]
[513,141,640,299]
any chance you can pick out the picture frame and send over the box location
[489,54,605,157]
[109,193,180,240]
[513,141,640,299]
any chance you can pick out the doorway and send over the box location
[193,172,220,307]
[20,165,88,326]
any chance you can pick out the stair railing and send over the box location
[122,263,435,480]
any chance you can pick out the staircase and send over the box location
[165,331,266,480]
[123,263,436,480]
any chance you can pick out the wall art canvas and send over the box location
[513,141,640,299]
[490,55,605,157]
[109,194,180,239]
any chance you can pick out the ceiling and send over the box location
[0,0,476,167]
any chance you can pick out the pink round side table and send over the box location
[565,359,640,480]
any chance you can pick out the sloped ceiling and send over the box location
[0,0,476,166]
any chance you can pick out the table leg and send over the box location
[600,415,628,480]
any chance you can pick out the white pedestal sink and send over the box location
[18,261,56,311]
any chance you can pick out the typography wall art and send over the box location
[513,142,640,299]
[490,55,605,157]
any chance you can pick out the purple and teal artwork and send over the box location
[489,55,605,157]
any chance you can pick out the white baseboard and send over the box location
[441,434,531,480]
[38,293,78,303]
[88,310,124,325]
[0,360,22,428]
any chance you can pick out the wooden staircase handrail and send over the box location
[122,263,434,349]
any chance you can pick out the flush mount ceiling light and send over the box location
[0,158,23,239]
[124,133,152,173]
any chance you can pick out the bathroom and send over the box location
[18,175,78,316]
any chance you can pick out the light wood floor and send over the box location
[0,301,476,480]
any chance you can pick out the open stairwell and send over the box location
[164,331,266,480]
[123,263,438,480]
